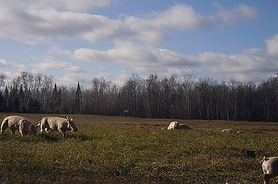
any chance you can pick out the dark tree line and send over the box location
[1,71,278,121]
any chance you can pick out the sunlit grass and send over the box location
[0,113,277,183]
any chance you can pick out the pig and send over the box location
[0,115,38,136]
[221,129,233,133]
[167,121,191,130]
[39,116,78,137]
[167,121,179,130]
[262,156,278,184]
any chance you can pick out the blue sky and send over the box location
[0,0,277,87]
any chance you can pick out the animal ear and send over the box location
[29,124,34,130]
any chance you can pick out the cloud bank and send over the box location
[0,1,275,87]
[0,2,258,45]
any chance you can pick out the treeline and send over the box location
[1,71,278,121]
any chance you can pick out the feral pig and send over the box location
[262,156,278,184]
[0,115,38,136]
[39,116,78,137]
[167,121,191,130]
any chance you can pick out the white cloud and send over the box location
[6,0,111,12]
[0,59,27,83]
[206,54,277,73]
[48,45,72,56]
[0,59,10,68]
[265,34,278,57]
[214,2,258,26]
[56,72,92,87]
[96,67,110,80]
[62,40,278,83]
[72,41,196,67]
[0,4,120,44]
[0,59,25,70]
[0,3,242,45]
[31,55,85,73]
[240,48,265,56]
[121,4,215,45]
[30,55,92,86]
[113,70,128,86]
[151,4,215,30]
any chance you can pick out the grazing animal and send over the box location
[167,121,191,130]
[262,156,278,184]
[0,115,38,136]
[39,116,78,137]
[221,129,233,133]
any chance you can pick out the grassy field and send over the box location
[0,113,278,184]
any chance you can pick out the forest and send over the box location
[0,71,278,122]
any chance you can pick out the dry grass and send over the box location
[0,113,277,183]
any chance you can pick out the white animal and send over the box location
[221,129,233,133]
[39,116,78,137]
[0,115,38,136]
[167,121,191,130]
[262,156,278,184]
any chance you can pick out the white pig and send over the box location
[39,116,78,137]
[0,115,38,136]
[262,156,278,184]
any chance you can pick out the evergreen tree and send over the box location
[50,83,61,113]
[75,82,82,113]
[3,85,9,112]
[0,91,4,112]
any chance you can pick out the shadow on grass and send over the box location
[0,131,96,143]
[38,133,60,142]
[0,132,60,143]
[66,133,94,141]
[0,132,14,141]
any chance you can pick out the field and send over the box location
[0,113,278,183]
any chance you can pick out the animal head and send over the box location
[172,121,179,129]
[167,121,179,130]
[29,124,38,135]
[66,116,78,132]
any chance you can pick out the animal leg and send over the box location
[19,120,27,137]
[263,173,270,184]
[58,128,66,137]
[0,120,8,134]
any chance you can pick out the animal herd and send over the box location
[0,115,78,137]
[1,116,278,183]
[167,121,278,184]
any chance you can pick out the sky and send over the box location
[0,0,277,87]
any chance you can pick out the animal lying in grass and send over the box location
[0,115,38,136]
[167,121,191,130]
[262,156,278,184]
[39,116,78,137]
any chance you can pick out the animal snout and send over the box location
[71,127,78,132]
